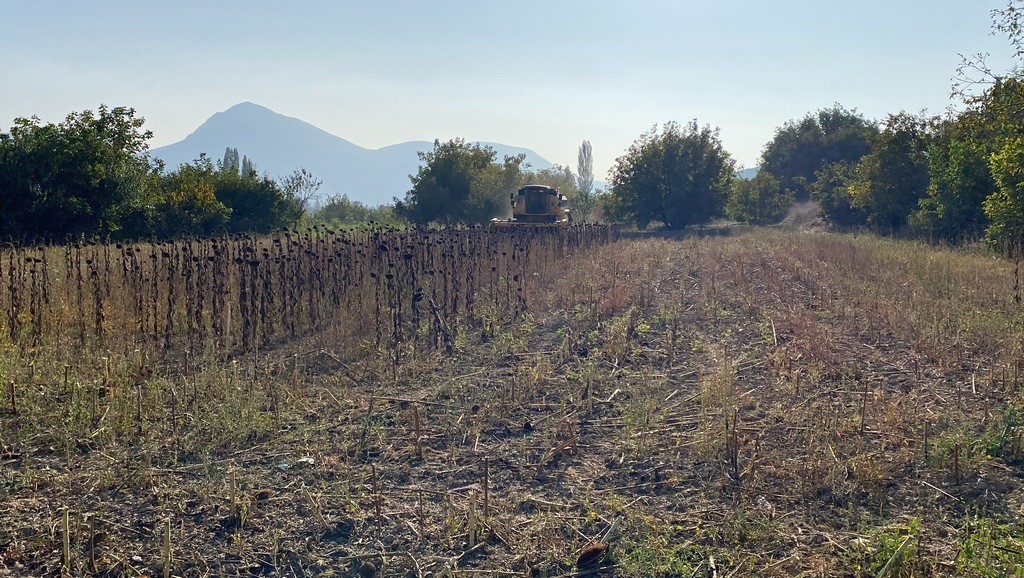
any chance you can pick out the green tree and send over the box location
[523,165,577,195]
[241,155,254,177]
[573,140,598,220]
[760,105,878,201]
[847,113,933,232]
[396,139,525,224]
[314,194,406,227]
[726,171,793,225]
[156,154,302,235]
[222,147,240,174]
[214,164,303,233]
[154,156,231,236]
[608,121,734,229]
[911,123,992,241]
[809,161,865,228]
[926,2,1024,248]
[984,138,1024,253]
[0,106,158,240]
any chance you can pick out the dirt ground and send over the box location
[3,231,1024,577]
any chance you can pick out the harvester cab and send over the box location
[491,184,571,228]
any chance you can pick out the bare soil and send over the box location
[3,231,1023,577]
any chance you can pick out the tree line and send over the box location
[0,107,311,242]
[0,106,602,241]
[588,2,1024,255]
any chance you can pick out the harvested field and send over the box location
[3,229,1024,576]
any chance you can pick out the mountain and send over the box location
[150,102,556,206]
[736,166,760,180]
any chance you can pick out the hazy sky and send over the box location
[2,1,1018,179]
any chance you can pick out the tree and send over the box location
[726,171,793,225]
[809,161,866,228]
[155,160,231,237]
[0,105,159,240]
[158,154,302,234]
[317,194,375,225]
[608,121,734,229]
[573,140,598,220]
[315,194,404,228]
[847,113,933,232]
[910,122,992,241]
[214,163,303,233]
[984,138,1024,253]
[523,165,577,196]
[396,139,525,224]
[760,105,878,201]
[280,167,322,213]
[222,147,240,174]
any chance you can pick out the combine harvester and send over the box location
[491,185,571,229]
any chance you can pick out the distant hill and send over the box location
[737,166,760,180]
[150,102,556,207]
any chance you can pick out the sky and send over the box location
[1,1,1019,179]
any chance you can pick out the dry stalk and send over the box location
[163,518,171,578]
[87,515,97,574]
[413,404,423,460]
[482,458,489,520]
[467,491,478,549]
[417,489,425,538]
[923,421,929,463]
[62,507,70,573]
[230,469,238,520]
[371,464,382,525]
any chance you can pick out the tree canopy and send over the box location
[395,139,526,224]
[0,106,159,240]
[0,106,307,241]
[726,171,792,225]
[607,121,733,229]
[760,105,877,201]
[847,113,933,232]
[573,140,598,221]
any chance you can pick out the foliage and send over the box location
[222,146,240,174]
[911,123,992,242]
[760,104,878,201]
[0,106,308,241]
[847,113,933,232]
[396,139,526,224]
[154,158,231,236]
[157,154,303,236]
[809,161,865,227]
[608,121,734,229]
[574,140,598,221]
[726,170,793,225]
[844,519,922,577]
[984,137,1024,252]
[314,194,404,228]
[957,516,1024,577]
[212,161,304,233]
[0,106,159,240]
[523,164,577,197]
[279,167,321,213]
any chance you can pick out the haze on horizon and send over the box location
[2,0,1018,179]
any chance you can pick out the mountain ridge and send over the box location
[151,102,557,206]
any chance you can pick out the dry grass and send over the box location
[3,227,1024,577]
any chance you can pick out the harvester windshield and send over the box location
[524,187,549,214]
